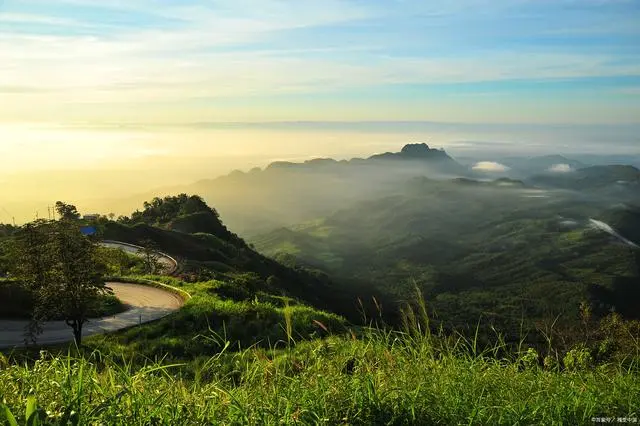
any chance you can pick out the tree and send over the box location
[52,220,108,344]
[10,220,52,292]
[131,194,219,226]
[10,219,108,345]
[6,221,53,339]
[140,239,161,274]
[96,246,131,276]
[0,224,17,238]
[55,201,80,221]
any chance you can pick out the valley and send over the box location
[1,145,639,424]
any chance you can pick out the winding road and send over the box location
[0,282,184,349]
[0,242,184,349]
[100,240,179,274]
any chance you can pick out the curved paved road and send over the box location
[100,241,178,274]
[0,282,183,349]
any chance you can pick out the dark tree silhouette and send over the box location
[55,201,81,221]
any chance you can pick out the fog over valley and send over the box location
[2,121,639,226]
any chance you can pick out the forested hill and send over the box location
[120,194,241,244]
[369,143,464,169]
[251,176,640,340]
[98,194,369,321]
[263,142,464,172]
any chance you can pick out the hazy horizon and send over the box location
[1,0,639,223]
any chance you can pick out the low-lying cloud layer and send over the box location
[548,164,574,173]
[472,161,510,173]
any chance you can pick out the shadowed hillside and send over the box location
[252,174,640,342]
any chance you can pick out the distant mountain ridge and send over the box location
[530,165,640,190]
[186,148,640,234]
[371,143,456,161]
[75,146,638,237]
[263,143,463,174]
[179,144,470,233]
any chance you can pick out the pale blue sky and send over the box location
[2,0,639,121]
[0,0,639,173]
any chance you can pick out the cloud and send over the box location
[2,0,640,97]
[548,163,574,173]
[2,0,640,125]
[1,38,637,103]
[472,161,510,172]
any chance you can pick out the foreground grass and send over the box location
[1,328,638,425]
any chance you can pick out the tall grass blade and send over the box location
[1,404,18,426]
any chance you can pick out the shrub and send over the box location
[564,345,594,371]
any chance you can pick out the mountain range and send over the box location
[40,144,638,237]
[180,144,639,234]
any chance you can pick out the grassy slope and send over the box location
[80,197,349,357]
[87,275,346,360]
[99,216,370,323]
[1,328,639,425]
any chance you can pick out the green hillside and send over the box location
[252,177,640,342]
[0,195,353,355]
[91,195,363,320]
[2,190,640,424]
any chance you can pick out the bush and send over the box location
[564,345,594,371]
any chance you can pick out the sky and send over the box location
[1,0,639,220]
